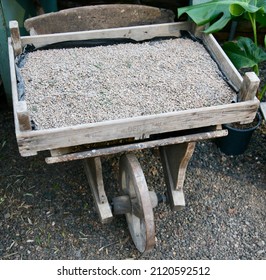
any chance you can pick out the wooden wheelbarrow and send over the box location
[8,20,259,253]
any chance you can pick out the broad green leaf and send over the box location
[178,0,265,33]
[256,10,266,27]
[178,1,233,33]
[229,2,260,17]
[257,0,266,9]
[223,37,266,69]
[229,4,245,16]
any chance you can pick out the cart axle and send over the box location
[111,191,167,216]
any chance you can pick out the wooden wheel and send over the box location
[119,154,155,253]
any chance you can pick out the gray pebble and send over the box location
[20,38,236,129]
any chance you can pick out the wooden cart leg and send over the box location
[160,142,196,211]
[83,157,113,224]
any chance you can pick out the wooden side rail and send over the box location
[46,128,228,164]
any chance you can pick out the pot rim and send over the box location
[223,112,262,132]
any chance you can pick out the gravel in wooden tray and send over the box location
[20,38,236,130]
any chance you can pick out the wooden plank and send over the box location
[20,22,192,48]
[83,157,113,224]
[50,147,75,157]
[238,72,260,102]
[260,102,266,120]
[201,33,243,91]
[24,4,175,35]
[160,142,196,211]
[16,101,31,131]
[45,128,228,164]
[9,21,22,56]
[8,39,21,135]
[16,100,259,157]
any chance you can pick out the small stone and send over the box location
[257,240,265,247]
[20,38,236,129]
[228,208,237,215]
[257,250,265,255]
[4,213,11,219]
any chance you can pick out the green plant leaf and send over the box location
[230,2,261,15]
[229,3,245,16]
[178,0,265,33]
[256,10,266,27]
[257,0,266,9]
[178,1,232,33]
[255,0,266,27]
[223,37,266,69]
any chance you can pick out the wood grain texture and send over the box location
[119,154,155,252]
[83,157,113,224]
[45,128,228,164]
[21,22,192,48]
[260,102,266,120]
[9,21,22,56]
[17,100,259,156]
[201,33,243,91]
[24,4,175,35]
[160,142,196,210]
[8,40,21,136]
[238,72,260,102]
[9,23,260,156]
[16,101,31,131]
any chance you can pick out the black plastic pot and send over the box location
[216,112,262,155]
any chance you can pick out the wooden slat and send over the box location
[45,128,228,164]
[20,22,192,48]
[201,33,243,91]
[260,102,266,120]
[16,101,31,131]
[9,21,22,56]
[238,72,260,102]
[17,100,259,157]
[8,40,21,135]
[50,147,75,157]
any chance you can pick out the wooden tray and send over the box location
[8,21,260,157]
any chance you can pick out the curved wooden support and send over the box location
[160,142,196,211]
[83,157,113,224]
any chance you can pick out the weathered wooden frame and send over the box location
[9,21,260,157]
[8,20,261,227]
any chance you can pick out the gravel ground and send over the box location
[19,38,235,129]
[0,105,265,260]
